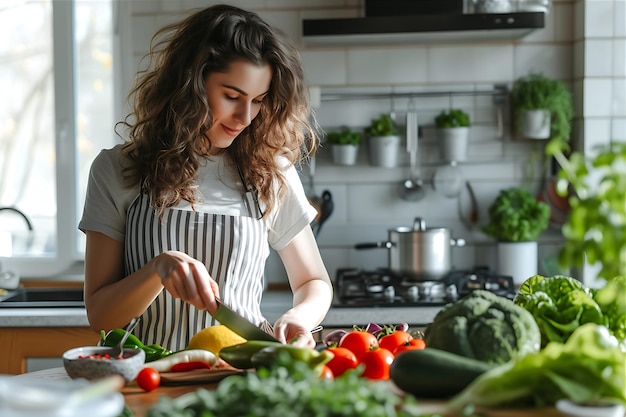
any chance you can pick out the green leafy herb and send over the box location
[146,351,419,417]
[434,109,470,128]
[326,126,362,145]
[366,113,400,136]
[447,323,626,410]
[482,187,550,242]
[546,140,626,282]
[512,73,573,145]
[514,275,626,350]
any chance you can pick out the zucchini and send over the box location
[219,341,281,369]
[389,347,496,398]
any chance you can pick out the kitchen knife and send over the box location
[213,300,278,342]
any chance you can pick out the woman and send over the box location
[79,5,333,350]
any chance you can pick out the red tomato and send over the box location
[360,348,394,380]
[339,331,378,361]
[136,367,161,392]
[393,338,426,355]
[378,330,413,353]
[325,347,359,377]
[319,364,334,380]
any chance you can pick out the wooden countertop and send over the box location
[12,367,566,417]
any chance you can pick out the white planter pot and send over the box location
[437,127,469,162]
[331,144,359,166]
[520,109,550,139]
[497,241,538,286]
[368,135,401,168]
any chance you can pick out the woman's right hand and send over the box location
[153,250,219,314]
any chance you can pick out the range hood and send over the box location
[302,12,545,46]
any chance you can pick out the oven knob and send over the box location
[407,285,419,302]
[383,286,395,303]
[445,284,458,301]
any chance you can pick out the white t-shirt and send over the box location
[79,144,317,251]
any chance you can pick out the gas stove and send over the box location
[334,266,516,308]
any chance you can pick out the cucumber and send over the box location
[389,347,496,398]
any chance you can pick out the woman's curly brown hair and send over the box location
[117,4,317,217]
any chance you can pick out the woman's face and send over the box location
[205,59,272,150]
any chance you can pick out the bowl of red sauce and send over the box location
[63,346,145,384]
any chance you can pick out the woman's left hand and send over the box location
[273,314,316,348]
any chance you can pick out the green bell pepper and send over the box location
[100,329,172,362]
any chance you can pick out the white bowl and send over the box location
[63,346,145,384]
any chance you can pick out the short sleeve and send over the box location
[267,164,318,250]
[78,145,139,242]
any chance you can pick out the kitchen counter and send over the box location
[12,367,566,417]
[0,291,442,328]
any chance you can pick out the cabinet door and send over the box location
[0,327,99,374]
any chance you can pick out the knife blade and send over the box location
[213,300,278,342]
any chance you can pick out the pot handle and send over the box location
[354,241,394,250]
[451,238,466,247]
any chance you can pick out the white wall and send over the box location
[115,0,625,285]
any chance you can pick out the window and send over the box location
[0,0,115,277]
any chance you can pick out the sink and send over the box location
[0,287,84,308]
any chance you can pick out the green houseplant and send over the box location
[511,73,573,144]
[483,187,550,242]
[365,113,401,168]
[546,139,626,282]
[483,187,550,285]
[326,126,362,166]
[435,109,471,128]
[434,109,471,162]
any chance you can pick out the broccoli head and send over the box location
[423,290,541,364]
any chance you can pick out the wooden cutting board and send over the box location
[159,368,246,385]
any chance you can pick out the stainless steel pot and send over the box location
[355,217,465,281]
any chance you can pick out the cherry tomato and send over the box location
[339,331,378,361]
[325,347,359,377]
[136,367,161,392]
[378,330,413,353]
[393,338,426,355]
[319,364,334,380]
[360,348,394,380]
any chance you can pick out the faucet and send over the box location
[0,206,34,231]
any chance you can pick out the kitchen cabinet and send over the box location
[0,326,99,374]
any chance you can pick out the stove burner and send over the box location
[334,266,516,307]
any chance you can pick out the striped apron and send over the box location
[124,189,271,351]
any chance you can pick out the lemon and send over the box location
[187,325,246,355]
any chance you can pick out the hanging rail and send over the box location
[320,84,508,102]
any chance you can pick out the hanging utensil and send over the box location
[313,190,334,237]
[399,106,425,202]
[432,161,463,198]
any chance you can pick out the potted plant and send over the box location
[482,187,550,285]
[546,139,626,284]
[511,73,573,144]
[365,113,402,168]
[326,126,362,166]
[434,109,471,162]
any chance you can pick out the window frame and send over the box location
[2,0,117,279]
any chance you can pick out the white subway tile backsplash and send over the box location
[613,39,626,77]
[584,39,613,76]
[612,117,626,141]
[514,44,573,79]
[428,46,515,83]
[346,48,428,84]
[584,0,614,38]
[612,78,626,116]
[301,50,348,85]
[583,78,613,117]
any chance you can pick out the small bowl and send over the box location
[63,346,145,384]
